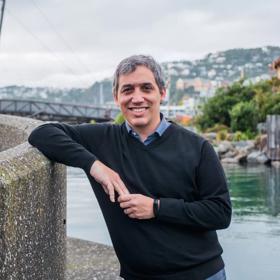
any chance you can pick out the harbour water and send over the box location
[67,165,280,280]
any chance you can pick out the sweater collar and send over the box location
[125,113,170,137]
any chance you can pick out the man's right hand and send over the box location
[90,160,129,202]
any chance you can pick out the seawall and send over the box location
[0,114,66,279]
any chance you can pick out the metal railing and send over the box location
[0,99,120,122]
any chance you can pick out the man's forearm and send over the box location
[156,195,232,230]
[28,123,97,173]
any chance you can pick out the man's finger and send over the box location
[101,184,109,194]
[124,208,134,215]
[107,183,115,202]
[118,194,132,203]
[120,201,133,209]
[128,213,137,219]
[117,178,130,194]
[113,182,126,197]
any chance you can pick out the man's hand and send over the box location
[90,160,129,202]
[118,194,154,219]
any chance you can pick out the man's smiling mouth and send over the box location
[129,107,149,112]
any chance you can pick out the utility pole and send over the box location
[99,82,104,105]
[0,0,6,43]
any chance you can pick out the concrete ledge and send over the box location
[0,114,41,151]
[0,114,66,280]
[66,237,121,280]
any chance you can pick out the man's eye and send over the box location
[142,85,153,92]
[121,87,133,94]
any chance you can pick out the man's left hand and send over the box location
[118,194,154,219]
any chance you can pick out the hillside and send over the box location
[162,46,280,81]
[1,46,279,105]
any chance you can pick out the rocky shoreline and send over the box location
[204,134,280,167]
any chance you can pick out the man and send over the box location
[28,55,231,280]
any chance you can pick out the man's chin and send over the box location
[130,122,147,128]
[128,119,148,128]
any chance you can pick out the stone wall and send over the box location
[0,114,66,280]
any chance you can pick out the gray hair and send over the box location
[113,55,165,96]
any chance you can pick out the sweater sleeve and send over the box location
[28,122,100,174]
[157,140,232,230]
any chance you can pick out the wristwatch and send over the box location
[153,198,160,217]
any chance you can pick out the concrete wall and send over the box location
[0,114,66,280]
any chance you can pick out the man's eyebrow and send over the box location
[141,82,154,87]
[120,82,153,88]
[120,84,134,88]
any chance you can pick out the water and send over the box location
[67,165,280,280]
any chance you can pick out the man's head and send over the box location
[113,55,166,136]
[113,55,165,96]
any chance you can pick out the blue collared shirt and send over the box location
[125,114,170,145]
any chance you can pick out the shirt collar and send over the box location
[125,113,169,137]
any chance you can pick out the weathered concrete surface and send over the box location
[0,114,66,280]
[66,237,122,280]
[0,114,40,151]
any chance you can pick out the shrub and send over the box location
[205,124,230,133]
[230,101,258,133]
[114,113,125,125]
[216,130,228,141]
[233,131,249,141]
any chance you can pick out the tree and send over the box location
[230,101,258,133]
[195,78,280,133]
[196,80,256,130]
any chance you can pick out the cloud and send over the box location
[0,0,279,87]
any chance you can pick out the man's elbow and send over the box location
[28,124,49,147]
[28,130,36,146]
[28,129,42,148]
[219,206,232,229]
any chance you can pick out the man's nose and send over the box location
[131,90,144,103]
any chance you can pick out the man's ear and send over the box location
[114,92,119,106]
[160,88,167,102]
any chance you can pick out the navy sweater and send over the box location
[28,122,231,280]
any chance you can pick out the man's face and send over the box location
[114,66,166,133]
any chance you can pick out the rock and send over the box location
[203,132,217,141]
[217,141,233,154]
[247,150,270,164]
[234,142,255,156]
[232,140,254,149]
[258,135,268,153]
[221,157,239,164]
[213,146,219,155]
[235,152,248,164]
[272,161,280,168]
[257,153,270,164]
[221,150,247,164]
[222,150,238,159]
[233,140,255,149]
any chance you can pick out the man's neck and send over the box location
[127,118,161,142]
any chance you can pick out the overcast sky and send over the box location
[0,0,279,88]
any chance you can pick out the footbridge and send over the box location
[0,99,120,123]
